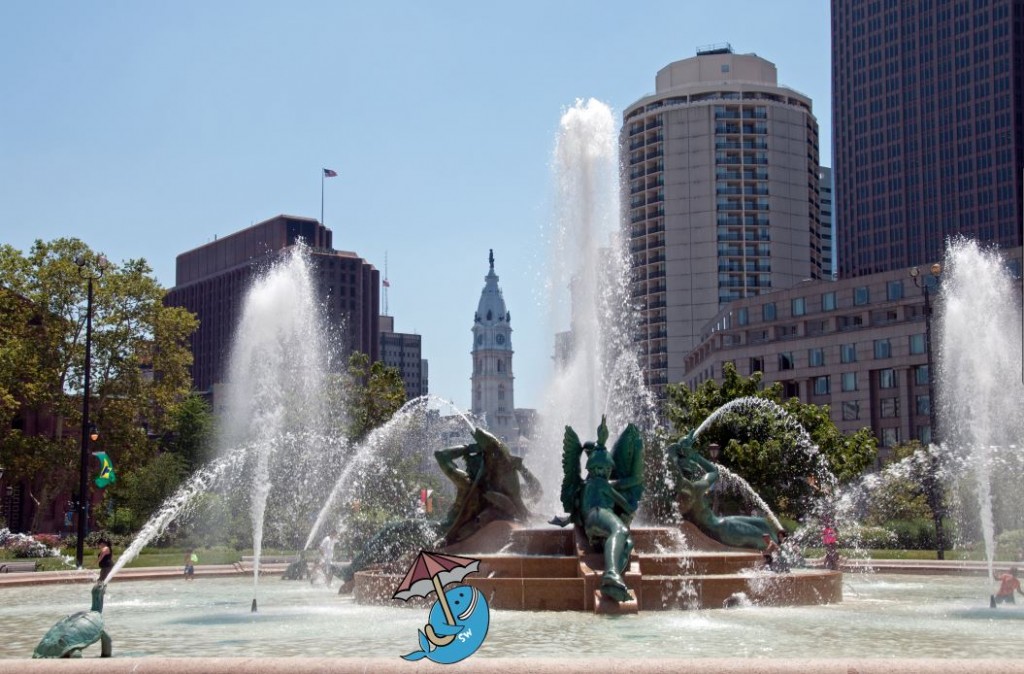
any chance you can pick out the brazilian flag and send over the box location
[93,452,116,489]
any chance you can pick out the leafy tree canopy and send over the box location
[664,362,877,519]
[0,238,198,501]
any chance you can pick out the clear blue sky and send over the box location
[1,2,831,412]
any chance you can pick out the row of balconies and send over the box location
[715,169,769,180]
[716,185,770,196]
[715,155,769,165]
[718,261,772,272]
[715,140,769,150]
[716,123,768,134]
[716,232,771,242]
[717,203,770,211]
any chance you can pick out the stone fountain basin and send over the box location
[353,523,842,611]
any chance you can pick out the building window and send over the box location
[881,427,900,447]
[918,425,932,444]
[783,381,800,398]
[737,307,749,326]
[809,348,825,367]
[841,343,857,363]
[822,291,837,311]
[792,297,806,316]
[749,357,763,374]
[909,333,926,355]
[854,286,870,305]
[842,400,860,421]
[887,280,904,301]
[814,376,830,395]
[778,352,795,370]
[497,359,504,372]
[763,302,777,321]
[881,397,900,418]
[874,339,892,358]
[498,386,505,401]
[916,395,930,416]
[842,372,857,392]
[879,368,897,389]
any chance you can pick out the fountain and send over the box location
[936,238,1024,577]
[9,104,1024,671]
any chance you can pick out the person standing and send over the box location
[97,538,113,582]
[822,523,839,570]
[315,531,337,587]
[184,548,197,581]
[991,567,1024,607]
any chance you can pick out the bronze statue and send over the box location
[33,583,112,658]
[435,427,541,546]
[553,416,644,602]
[667,432,776,550]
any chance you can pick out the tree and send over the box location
[343,351,407,443]
[664,362,877,519]
[0,238,198,526]
[165,393,214,472]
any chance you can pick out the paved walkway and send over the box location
[3,657,1024,674]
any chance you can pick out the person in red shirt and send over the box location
[991,567,1024,607]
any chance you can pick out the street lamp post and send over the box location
[910,262,945,560]
[75,255,107,568]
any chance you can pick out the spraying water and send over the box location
[218,245,333,609]
[937,238,1024,579]
[302,395,475,551]
[102,447,249,585]
[533,98,657,511]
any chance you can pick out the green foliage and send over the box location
[864,442,933,525]
[166,393,214,471]
[996,529,1024,559]
[101,452,189,532]
[0,239,198,520]
[664,362,878,519]
[344,352,407,443]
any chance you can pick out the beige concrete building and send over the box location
[622,45,823,399]
[682,248,1022,453]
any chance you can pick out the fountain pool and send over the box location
[3,574,1024,660]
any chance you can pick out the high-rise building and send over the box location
[379,315,428,400]
[622,46,822,397]
[820,167,836,279]
[832,0,1024,278]
[166,215,380,392]
[470,250,520,444]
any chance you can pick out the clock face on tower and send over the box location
[496,334,505,345]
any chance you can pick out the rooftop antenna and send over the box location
[383,251,390,317]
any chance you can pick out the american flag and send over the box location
[323,168,338,177]
[383,279,390,287]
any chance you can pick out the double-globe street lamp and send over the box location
[74,254,107,568]
[909,262,946,560]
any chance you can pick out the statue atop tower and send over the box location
[471,250,521,450]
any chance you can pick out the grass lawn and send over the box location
[3,547,244,572]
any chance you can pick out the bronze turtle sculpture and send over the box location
[33,583,112,658]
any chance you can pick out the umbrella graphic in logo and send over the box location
[393,550,490,664]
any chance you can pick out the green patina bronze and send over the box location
[336,428,541,590]
[434,427,541,546]
[667,431,776,549]
[553,416,644,602]
[33,583,112,659]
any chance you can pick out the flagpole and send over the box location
[321,170,325,225]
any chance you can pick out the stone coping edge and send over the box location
[3,658,1024,674]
